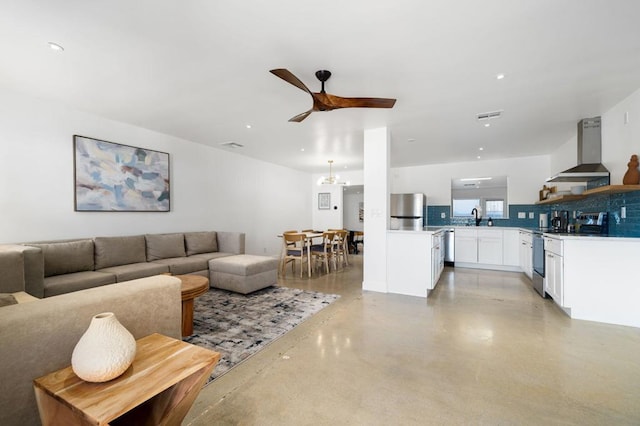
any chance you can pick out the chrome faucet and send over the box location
[471,208,482,226]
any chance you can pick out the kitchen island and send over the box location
[542,232,640,328]
[387,228,444,297]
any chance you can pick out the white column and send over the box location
[363,127,389,293]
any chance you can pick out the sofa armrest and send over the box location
[217,231,245,254]
[0,245,43,297]
[22,246,44,298]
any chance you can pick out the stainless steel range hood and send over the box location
[546,117,610,183]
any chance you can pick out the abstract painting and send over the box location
[74,135,170,211]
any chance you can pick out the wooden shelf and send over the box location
[582,184,640,196]
[535,185,640,205]
[535,195,585,205]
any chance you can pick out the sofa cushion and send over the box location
[30,240,94,277]
[151,257,208,275]
[184,231,218,256]
[145,233,186,261]
[43,271,116,297]
[97,262,169,282]
[0,294,17,307]
[94,236,146,270]
[188,252,233,262]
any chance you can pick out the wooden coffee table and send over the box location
[176,274,210,337]
[33,333,220,426]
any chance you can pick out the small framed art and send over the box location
[318,192,331,210]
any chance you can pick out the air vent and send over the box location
[476,110,503,121]
[219,141,244,149]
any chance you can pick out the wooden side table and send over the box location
[176,274,210,337]
[33,333,220,426]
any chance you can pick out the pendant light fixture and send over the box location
[317,160,350,186]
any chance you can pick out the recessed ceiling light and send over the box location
[48,42,64,52]
[245,124,251,129]
[300,148,305,152]
[477,155,482,159]
[484,123,491,127]
[496,73,505,80]
[479,147,484,151]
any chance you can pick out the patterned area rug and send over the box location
[184,286,339,384]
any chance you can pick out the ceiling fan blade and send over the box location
[323,94,397,109]
[289,109,313,122]
[270,69,311,94]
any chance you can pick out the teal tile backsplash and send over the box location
[427,190,640,236]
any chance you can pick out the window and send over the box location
[485,200,505,219]
[451,176,509,219]
[452,199,479,217]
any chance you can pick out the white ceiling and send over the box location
[2,1,640,174]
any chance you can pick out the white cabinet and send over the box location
[502,229,520,267]
[454,228,478,263]
[477,229,503,265]
[519,230,533,279]
[544,236,564,306]
[387,231,442,297]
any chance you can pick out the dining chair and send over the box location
[281,232,310,278]
[329,229,349,267]
[310,231,336,274]
[351,231,364,254]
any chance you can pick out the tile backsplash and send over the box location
[426,190,640,237]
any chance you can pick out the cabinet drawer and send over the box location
[544,237,563,256]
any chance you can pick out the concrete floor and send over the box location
[185,255,640,425]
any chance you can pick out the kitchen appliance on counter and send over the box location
[576,212,608,234]
[551,210,569,232]
[390,193,426,230]
[539,213,549,230]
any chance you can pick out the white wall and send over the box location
[0,88,311,256]
[311,184,343,231]
[343,191,364,232]
[602,88,640,184]
[389,155,550,205]
[549,88,640,183]
[310,169,363,231]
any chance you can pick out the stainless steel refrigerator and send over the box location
[390,193,426,230]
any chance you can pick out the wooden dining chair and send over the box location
[330,229,349,267]
[310,231,336,274]
[281,232,310,278]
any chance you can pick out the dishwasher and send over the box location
[443,228,454,266]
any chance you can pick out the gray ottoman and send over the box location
[209,254,279,294]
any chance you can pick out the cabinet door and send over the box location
[478,230,503,265]
[503,230,520,266]
[544,252,555,299]
[545,251,563,303]
[553,254,564,306]
[455,236,478,263]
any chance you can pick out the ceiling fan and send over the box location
[269,68,396,122]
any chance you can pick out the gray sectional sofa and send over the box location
[19,230,245,298]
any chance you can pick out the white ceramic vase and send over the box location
[71,312,137,383]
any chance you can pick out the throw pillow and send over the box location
[184,231,218,256]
